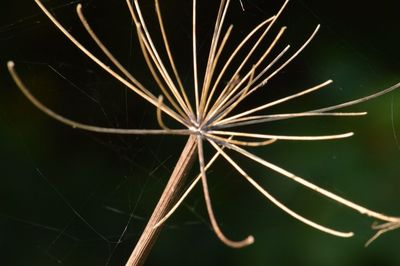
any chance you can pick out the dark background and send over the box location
[1,0,400,265]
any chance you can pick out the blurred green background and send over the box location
[1,0,400,265]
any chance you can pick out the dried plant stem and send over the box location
[126,135,197,266]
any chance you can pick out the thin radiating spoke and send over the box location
[206,0,289,117]
[251,25,321,90]
[205,133,277,147]
[206,65,258,127]
[308,82,400,113]
[208,139,354,238]
[76,4,146,97]
[208,130,354,141]
[136,24,192,121]
[192,0,200,120]
[127,0,193,119]
[8,62,189,136]
[217,80,333,126]
[207,44,291,126]
[206,27,288,123]
[212,25,322,127]
[76,4,189,122]
[215,111,367,129]
[225,141,400,223]
[33,0,186,126]
[199,23,235,118]
[199,0,232,118]
[202,16,276,116]
[197,136,254,248]
[155,0,194,116]
[210,24,322,126]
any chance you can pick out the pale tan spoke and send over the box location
[208,139,354,238]
[192,0,200,119]
[212,25,322,127]
[77,4,190,122]
[208,130,354,141]
[199,0,232,117]
[197,136,254,248]
[76,5,143,96]
[33,0,186,126]
[225,141,400,223]
[216,80,333,126]
[308,82,400,113]
[244,44,290,95]
[135,24,190,120]
[155,0,193,116]
[199,24,234,118]
[205,65,258,126]
[8,62,189,136]
[205,0,289,117]
[215,66,257,122]
[210,25,321,126]
[127,0,193,119]
[251,25,321,91]
[206,27,288,123]
[215,111,367,129]
[205,133,277,147]
[203,16,275,116]
[207,44,291,126]
[206,64,257,125]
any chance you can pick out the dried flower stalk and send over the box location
[8,0,400,265]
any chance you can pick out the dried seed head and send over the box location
[8,0,400,264]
